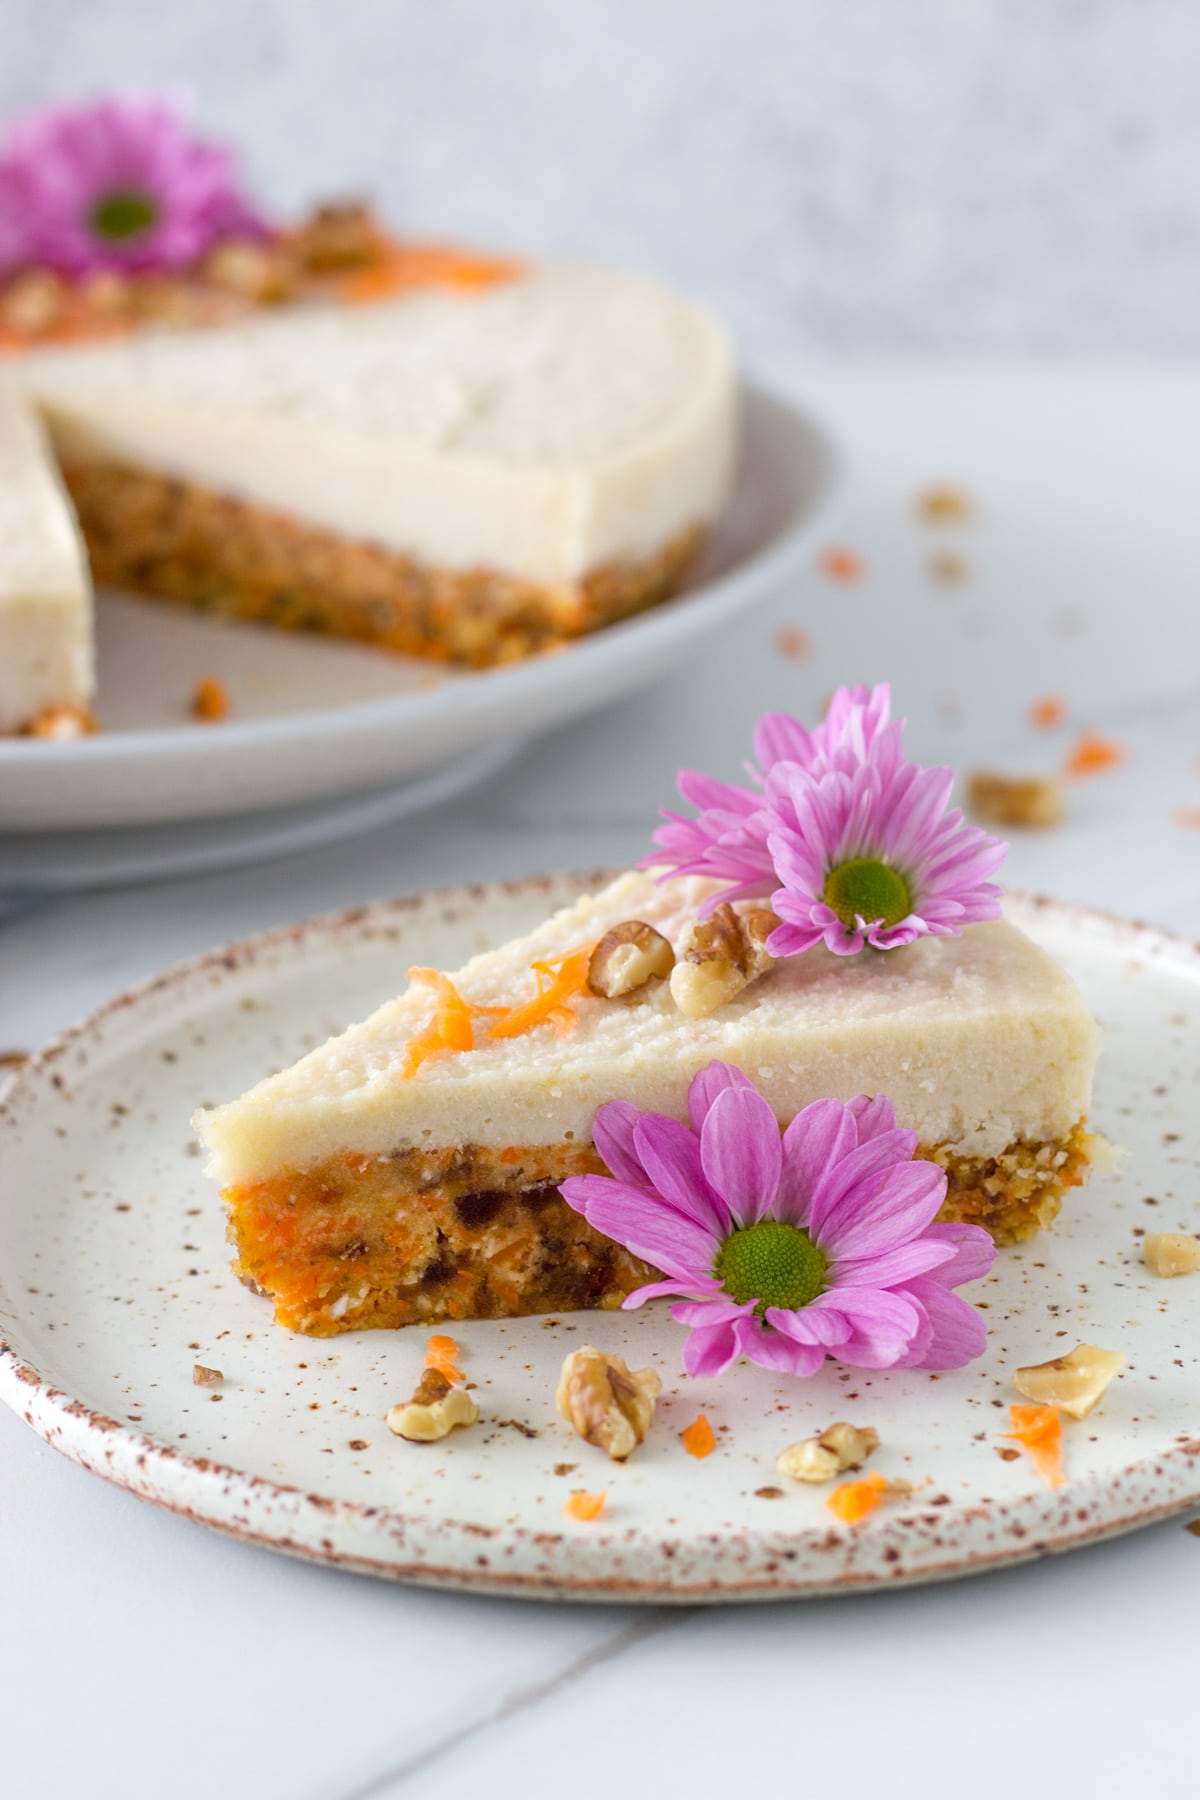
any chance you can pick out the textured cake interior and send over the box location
[224,1123,1095,1336]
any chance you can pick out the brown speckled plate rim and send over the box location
[1,875,1199,1603]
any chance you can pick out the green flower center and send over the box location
[90,189,159,243]
[823,857,912,932]
[714,1220,828,1314]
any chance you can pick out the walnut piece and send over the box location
[1143,1232,1200,1278]
[776,1421,881,1484]
[0,269,65,335]
[202,239,297,303]
[1012,1344,1126,1419]
[555,1346,662,1462]
[192,1363,224,1387]
[587,921,675,999]
[20,707,95,740]
[387,1367,480,1442]
[670,904,778,1019]
[294,200,383,271]
[967,771,1064,829]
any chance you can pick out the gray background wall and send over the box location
[3,0,1195,361]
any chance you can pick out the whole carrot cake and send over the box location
[0,96,736,731]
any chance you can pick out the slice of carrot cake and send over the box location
[195,868,1101,1337]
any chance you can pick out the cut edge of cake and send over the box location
[0,390,93,734]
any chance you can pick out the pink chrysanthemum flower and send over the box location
[645,683,894,914]
[762,726,1007,958]
[0,95,263,277]
[561,1062,996,1380]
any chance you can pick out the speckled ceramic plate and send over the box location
[0,876,1197,1602]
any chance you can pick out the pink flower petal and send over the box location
[810,1286,926,1367]
[775,1099,858,1225]
[734,1315,826,1377]
[805,1129,926,1236]
[830,1235,959,1288]
[622,1277,719,1310]
[632,1114,729,1236]
[686,1060,758,1133]
[892,1277,988,1369]
[559,1176,714,1282]
[699,1086,783,1225]
[591,1099,649,1186]
[680,1317,741,1378]
[671,1297,756,1328]
[764,1304,853,1348]
[815,1159,947,1260]
[919,1221,998,1287]
[847,1093,901,1143]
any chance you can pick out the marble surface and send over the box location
[2,363,1200,1798]
[3,0,1200,358]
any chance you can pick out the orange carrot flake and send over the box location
[338,241,522,305]
[775,627,812,662]
[681,1414,717,1459]
[424,1334,465,1383]
[1030,694,1066,730]
[487,945,596,1042]
[1172,808,1200,829]
[819,546,864,584]
[400,945,595,1077]
[191,675,230,722]
[826,1469,889,1524]
[400,969,497,1079]
[1004,1404,1067,1489]
[1063,732,1123,779]
[564,1489,607,1522]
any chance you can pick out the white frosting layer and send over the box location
[14,266,737,584]
[0,392,92,732]
[196,872,1102,1186]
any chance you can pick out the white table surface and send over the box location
[2,365,1198,1800]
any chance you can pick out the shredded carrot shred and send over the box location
[1172,808,1200,829]
[1063,732,1123,779]
[487,946,596,1041]
[1030,694,1066,730]
[826,1470,889,1524]
[564,1489,607,1522]
[400,944,596,1075]
[1004,1404,1067,1489]
[680,1414,717,1459]
[424,1334,465,1384]
[819,546,865,583]
[399,968,506,1079]
[338,241,521,304]
[190,674,230,722]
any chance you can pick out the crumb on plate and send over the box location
[681,1414,717,1459]
[967,770,1064,829]
[563,1489,606,1521]
[191,675,230,722]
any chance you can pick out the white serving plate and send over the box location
[0,874,1196,1602]
[0,381,838,833]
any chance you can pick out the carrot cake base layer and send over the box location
[61,457,707,668]
[224,1122,1095,1337]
